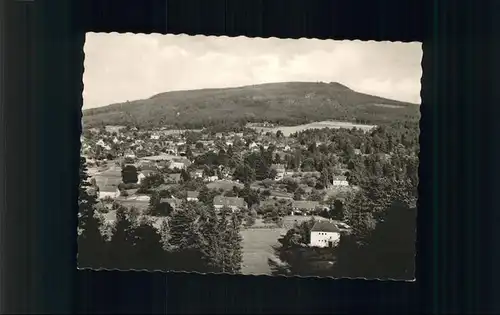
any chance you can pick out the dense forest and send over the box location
[266,123,419,279]
[83,82,420,129]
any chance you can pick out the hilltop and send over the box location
[82,82,420,129]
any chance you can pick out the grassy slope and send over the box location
[83,82,420,128]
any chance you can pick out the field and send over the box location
[240,228,285,275]
[249,120,377,137]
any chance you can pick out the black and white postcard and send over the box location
[79,33,421,280]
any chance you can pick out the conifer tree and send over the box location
[107,206,137,269]
[133,216,168,270]
[198,207,223,272]
[168,202,205,271]
[225,212,243,273]
[77,157,107,268]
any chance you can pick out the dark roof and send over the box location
[213,196,246,208]
[311,221,341,233]
[260,200,278,208]
[292,200,320,210]
[160,198,182,207]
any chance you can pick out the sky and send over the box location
[83,33,422,109]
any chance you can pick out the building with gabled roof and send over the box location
[310,220,341,248]
[213,196,247,212]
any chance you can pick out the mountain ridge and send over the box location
[83,81,420,128]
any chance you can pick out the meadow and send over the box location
[240,228,285,275]
[249,120,377,137]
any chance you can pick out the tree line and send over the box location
[78,157,243,273]
[269,160,417,279]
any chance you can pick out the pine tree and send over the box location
[224,213,243,273]
[168,203,206,272]
[77,157,107,269]
[198,207,223,272]
[107,206,137,269]
[147,191,161,216]
[133,216,168,270]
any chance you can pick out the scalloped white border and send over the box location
[79,32,422,282]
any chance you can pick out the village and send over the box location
[80,123,370,273]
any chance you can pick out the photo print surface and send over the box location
[79,33,421,280]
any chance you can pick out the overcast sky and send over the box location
[83,33,422,109]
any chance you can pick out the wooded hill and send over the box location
[83,82,420,129]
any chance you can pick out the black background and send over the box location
[2,0,499,313]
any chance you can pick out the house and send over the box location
[96,139,106,147]
[213,196,247,212]
[332,175,349,187]
[310,221,341,248]
[165,173,182,184]
[169,161,186,170]
[248,142,259,150]
[190,169,204,179]
[98,185,120,200]
[124,150,136,159]
[260,199,279,209]
[137,170,155,184]
[206,175,219,182]
[168,158,191,170]
[271,164,287,180]
[186,191,199,202]
[150,134,160,140]
[292,200,321,213]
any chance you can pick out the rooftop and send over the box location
[311,221,341,233]
[213,196,246,208]
[292,200,320,210]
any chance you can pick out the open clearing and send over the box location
[240,228,285,275]
[249,120,377,137]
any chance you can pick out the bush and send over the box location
[118,182,139,190]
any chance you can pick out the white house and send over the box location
[169,161,187,170]
[124,150,136,159]
[332,176,349,187]
[309,221,341,248]
[150,134,160,140]
[186,191,199,202]
[206,175,219,182]
[248,142,259,150]
[190,169,204,179]
[96,139,106,147]
[137,170,155,183]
